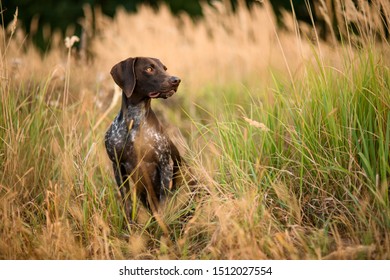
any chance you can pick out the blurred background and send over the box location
[2,0,338,51]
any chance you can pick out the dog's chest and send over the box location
[105,112,170,163]
[141,125,171,158]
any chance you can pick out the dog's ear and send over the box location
[110,57,137,98]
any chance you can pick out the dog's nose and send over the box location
[169,76,181,86]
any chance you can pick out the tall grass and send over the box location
[0,0,389,259]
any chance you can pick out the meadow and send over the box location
[0,0,389,259]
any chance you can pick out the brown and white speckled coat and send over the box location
[105,57,181,219]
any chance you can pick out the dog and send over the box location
[105,57,182,221]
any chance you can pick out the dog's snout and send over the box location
[169,76,181,86]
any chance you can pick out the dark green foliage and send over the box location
[1,0,316,50]
[1,0,204,50]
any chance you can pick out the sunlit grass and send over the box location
[0,0,389,259]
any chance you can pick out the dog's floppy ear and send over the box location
[110,57,137,98]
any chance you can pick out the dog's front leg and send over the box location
[113,163,134,222]
[158,153,174,205]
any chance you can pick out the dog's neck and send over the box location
[121,92,152,128]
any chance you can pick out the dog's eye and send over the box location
[145,67,153,73]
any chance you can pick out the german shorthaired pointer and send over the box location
[105,57,182,220]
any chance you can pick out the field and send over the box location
[0,0,389,259]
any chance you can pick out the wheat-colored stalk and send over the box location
[63,35,79,110]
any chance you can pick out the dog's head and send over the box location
[110,57,181,101]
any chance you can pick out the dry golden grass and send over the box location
[0,0,389,259]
